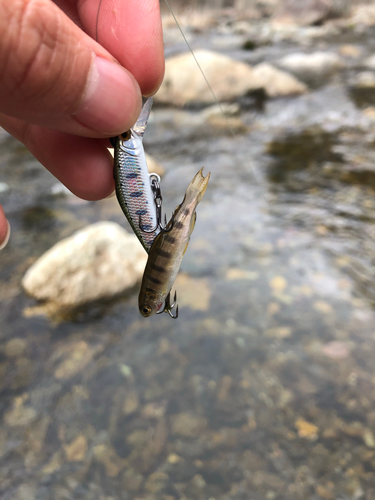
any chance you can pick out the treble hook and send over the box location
[139,174,174,233]
[156,290,179,319]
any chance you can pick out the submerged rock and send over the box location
[154,50,306,106]
[22,222,147,312]
[277,51,344,86]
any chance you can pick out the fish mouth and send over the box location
[140,305,153,317]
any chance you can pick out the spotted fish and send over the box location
[138,168,210,317]
[112,97,159,252]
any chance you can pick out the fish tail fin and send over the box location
[186,168,210,207]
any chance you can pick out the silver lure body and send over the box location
[113,98,159,252]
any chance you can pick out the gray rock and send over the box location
[154,50,306,107]
[273,0,349,26]
[251,62,307,98]
[22,222,147,311]
[351,72,375,89]
[348,71,375,108]
[364,55,375,71]
[0,182,9,193]
[154,50,256,106]
[171,412,208,437]
[277,51,344,86]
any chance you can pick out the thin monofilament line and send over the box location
[163,0,265,192]
[95,0,104,42]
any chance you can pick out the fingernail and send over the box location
[0,219,10,251]
[75,56,142,135]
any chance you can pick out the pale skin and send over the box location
[0,0,165,249]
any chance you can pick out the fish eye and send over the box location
[121,130,131,141]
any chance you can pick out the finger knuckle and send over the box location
[0,0,83,111]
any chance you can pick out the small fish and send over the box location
[139,167,210,318]
[112,97,160,252]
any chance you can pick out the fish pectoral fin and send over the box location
[189,212,197,233]
[182,241,189,256]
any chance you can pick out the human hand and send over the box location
[0,0,164,249]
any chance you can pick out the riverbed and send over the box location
[1,8,375,500]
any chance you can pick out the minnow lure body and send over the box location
[138,168,210,318]
[112,97,159,252]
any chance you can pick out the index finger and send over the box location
[77,0,164,96]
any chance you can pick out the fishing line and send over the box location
[163,0,266,193]
[94,0,266,196]
[95,0,104,42]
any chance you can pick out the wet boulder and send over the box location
[277,52,344,87]
[251,63,307,98]
[154,50,306,107]
[22,222,147,312]
[348,71,375,108]
[273,0,350,26]
[363,55,375,71]
[154,50,255,106]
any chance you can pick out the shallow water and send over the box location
[2,14,375,500]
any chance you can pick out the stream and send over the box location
[1,9,375,500]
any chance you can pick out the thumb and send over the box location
[0,0,142,137]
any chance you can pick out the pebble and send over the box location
[5,338,27,358]
[53,340,102,380]
[174,274,211,311]
[122,469,144,492]
[313,301,334,314]
[172,412,208,437]
[265,327,292,339]
[270,275,288,293]
[321,341,350,360]
[144,471,169,494]
[93,444,123,477]
[63,435,88,462]
[295,418,319,439]
[339,45,361,58]
[122,392,139,416]
[4,397,37,427]
[0,182,9,193]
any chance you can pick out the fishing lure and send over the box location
[111,97,165,253]
[139,168,210,318]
